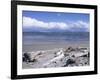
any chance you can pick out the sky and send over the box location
[22,11,90,32]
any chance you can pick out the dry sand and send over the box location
[22,41,89,69]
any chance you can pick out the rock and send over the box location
[65,47,73,52]
[71,55,75,58]
[23,52,31,62]
[64,59,75,66]
[23,52,38,63]
[81,54,88,57]
[75,57,89,66]
[29,58,37,63]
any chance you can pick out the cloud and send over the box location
[68,21,89,31]
[23,16,89,32]
[23,16,48,29]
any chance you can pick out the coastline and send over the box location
[23,41,89,52]
[22,41,90,69]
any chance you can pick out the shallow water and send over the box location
[22,32,89,52]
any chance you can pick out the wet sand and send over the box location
[23,41,89,52]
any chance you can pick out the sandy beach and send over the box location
[23,41,89,52]
[22,41,89,69]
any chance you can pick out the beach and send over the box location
[23,41,89,52]
[22,32,89,69]
[22,41,89,68]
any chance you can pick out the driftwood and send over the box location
[23,47,89,68]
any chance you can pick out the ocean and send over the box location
[22,32,89,52]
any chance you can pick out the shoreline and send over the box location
[22,45,90,69]
[23,41,89,52]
